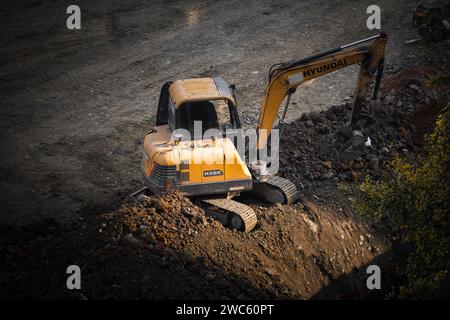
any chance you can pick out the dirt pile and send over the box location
[0,188,391,299]
[86,190,391,299]
[101,192,211,250]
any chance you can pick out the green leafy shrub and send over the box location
[356,106,450,299]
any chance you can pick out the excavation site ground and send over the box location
[0,0,448,299]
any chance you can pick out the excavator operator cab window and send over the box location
[171,98,240,140]
[212,99,234,131]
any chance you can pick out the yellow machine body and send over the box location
[142,78,252,196]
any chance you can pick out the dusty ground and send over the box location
[0,0,424,225]
[0,0,448,299]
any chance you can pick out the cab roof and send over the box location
[168,77,236,108]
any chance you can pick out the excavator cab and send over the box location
[156,78,241,138]
[141,77,253,199]
[171,99,241,137]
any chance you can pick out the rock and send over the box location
[316,125,329,134]
[352,161,363,170]
[320,171,335,180]
[368,158,379,170]
[322,160,333,169]
[205,272,216,281]
[305,120,314,127]
[338,163,350,172]
[399,127,409,138]
[326,111,337,121]
[159,260,169,267]
[383,94,395,105]
[182,207,195,218]
[350,171,359,182]
[124,234,141,246]
[155,198,170,213]
[309,111,321,122]
[301,213,318,234]
[293,151,303,160]
[152,242,164,255]
[409,84,420,93]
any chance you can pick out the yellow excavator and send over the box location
[134,33,387,232]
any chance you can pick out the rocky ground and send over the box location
[1,0,449,299]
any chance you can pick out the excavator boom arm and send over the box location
[256,33,387,150]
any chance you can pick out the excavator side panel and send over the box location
[174,137,252,195]
[176,140,202,184]
[198,139,226,183]
[156,81,172,126]
[142,128,252,195]
[177,138,251,185]
[223,138,251,182]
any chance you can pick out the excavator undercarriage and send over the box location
[201,174,299,232]
[132,174,298,233]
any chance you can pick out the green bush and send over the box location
[356,106,450,299]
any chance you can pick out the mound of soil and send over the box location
[102,192,210,249]
[0,190,390,299]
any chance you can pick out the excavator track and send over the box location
[251,175,298,204]
[201,198,257,232]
